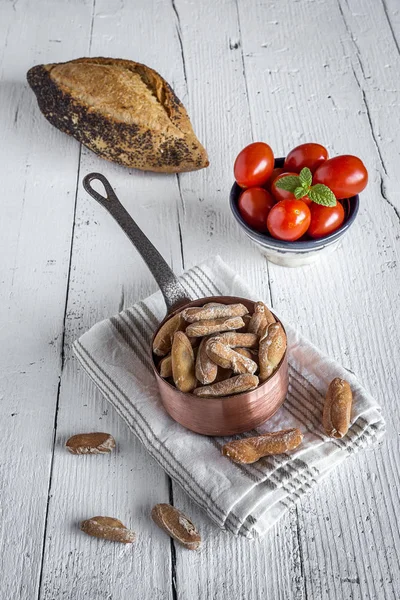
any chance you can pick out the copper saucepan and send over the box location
[83,173,288,436]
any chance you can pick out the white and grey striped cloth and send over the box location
[73,257,385,538]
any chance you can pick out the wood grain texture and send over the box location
[0,1,93,599]
[0,0,399,599]
[36,1,178,598]
[170,1,303,597]
[237,0,400,597]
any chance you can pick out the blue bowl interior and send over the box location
[230,157,360,250]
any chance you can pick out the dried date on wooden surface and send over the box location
[323,378,352,438]
[151,504,201,550]
[222,428,303,464]
[66,432,115,454]
[80,516,135,543]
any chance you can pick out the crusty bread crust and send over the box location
[27,57,209,173]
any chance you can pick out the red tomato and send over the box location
[234,142,274,188]
[308,202,345,239]
[313,155,368,199]
[238,187,275,232]
[265,167,285,191]
[267,199,311,241]
[271,172,312,206]
[284,143,328,173]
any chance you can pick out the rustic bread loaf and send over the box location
[27,57,209,173]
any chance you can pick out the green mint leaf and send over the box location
[294,186,308,200]
[275,175,300,193]
[299,167,312,188]
[308,184,337,207]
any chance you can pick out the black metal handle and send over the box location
[82,173,191,313]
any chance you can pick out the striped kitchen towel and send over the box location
[73,256,385,538]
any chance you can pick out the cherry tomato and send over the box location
[271,172,312,206]
[267,199,311,241]
[264,167,285,191]
[238,187,275,232]
[313,155,368,199]
[308,202,345,239]
[234,142,274,188]
[284,143,328,173]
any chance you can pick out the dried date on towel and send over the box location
[222,428,303,464]
[323,378,352,438]
[66,432,115,455]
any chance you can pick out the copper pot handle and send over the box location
[82,172,191,312]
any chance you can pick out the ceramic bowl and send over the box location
[230,157,360,267]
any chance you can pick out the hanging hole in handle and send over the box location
[82,172,119,206]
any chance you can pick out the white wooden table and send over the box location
[1,0,399,598]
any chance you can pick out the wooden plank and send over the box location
[0,1,94,599]
[39,362,173,600]
[237,0,400,598]
[37,0,188,598]
[168,0,276,295]
[338,0,400,216]
[169,1,305,598]
[2,0,399,598]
